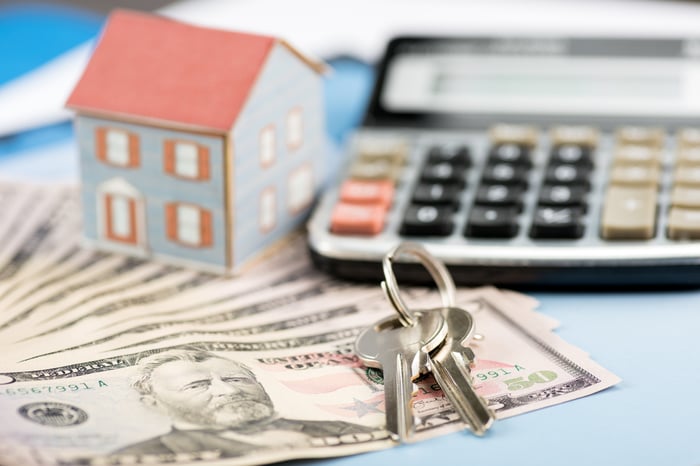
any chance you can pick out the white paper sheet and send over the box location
[2,0,700,138]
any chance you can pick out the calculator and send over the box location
[307,36,700,287]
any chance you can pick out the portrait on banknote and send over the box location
[112,349,374,459]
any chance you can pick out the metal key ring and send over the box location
[381,242,456,327]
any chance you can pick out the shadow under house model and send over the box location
[66,9,327,274]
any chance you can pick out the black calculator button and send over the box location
[427,145,471,166]
[550,144,593,167]
[545,164,590,188]
[488,143,532,167]
[412,183,462,208]
[474,184,524,210]
[465,206,519,238]
[401,205,454,236]
[538,185,587,210]
[481,163,528,187]
[420,162,467,186]
[529,207,584,239]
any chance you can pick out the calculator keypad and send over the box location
[327,124,700,245]
[403,144,469,236]
[600,127,663,239]
[329,142,407,234]
[668,128,700,239]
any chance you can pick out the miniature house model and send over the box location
[67,10,326,273]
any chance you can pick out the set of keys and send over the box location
[355,243,495,442]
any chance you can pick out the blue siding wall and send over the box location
[77,116,227,268]
[231,43,325,268]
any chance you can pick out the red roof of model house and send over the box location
[67,10,324,132]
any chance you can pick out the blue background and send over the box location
[1,3,699,465]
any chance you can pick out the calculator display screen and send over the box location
[370,37,700,126]
[433,63,680,101]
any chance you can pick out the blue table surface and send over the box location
[1,4,699,466]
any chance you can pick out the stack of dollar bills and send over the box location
[0,181,619,466]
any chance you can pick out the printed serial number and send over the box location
[1,380,107,396]
[475,365,526,381]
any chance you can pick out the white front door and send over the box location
[98,177,146,249]
[104,194,137,244]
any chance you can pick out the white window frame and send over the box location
[286,108,303,150]
[106,129,130,166]
[174,141,200,179]
[259,187,276,233]
[287,164,313,213]
[260,125,276,168]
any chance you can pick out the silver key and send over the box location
[428,306,495,436]
[355,311,447,442]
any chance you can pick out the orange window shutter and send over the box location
[164,141,175,174]
[198,146,210,180]
[104,194,114,238]
[200,209,213,247]
[96,128,107,161]
[128,134,140,167]
[165,203,178,241]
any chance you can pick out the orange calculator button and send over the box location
[339,180,395,208]
[330,202,386,235]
